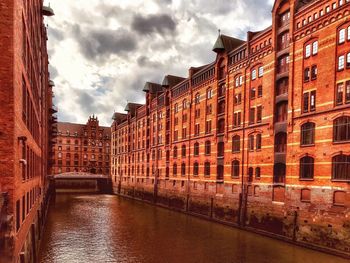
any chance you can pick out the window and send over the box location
[276,78,288,95]
[257,86,263,97]
[251,69,257,80]
[194,142,199,156]
[311,65,317,80]
[336,81,350,105]
[256,134,262,150]
[301,122,315,146]
[234,112,241,127]
[249,108,255,124]
[278,55,289,73]
[339,29,346,44]
[257,106,262,123]
[173,146,178,158]
[332,155,350,181]
[207,88,213,99]
[312,41,318,55]
[204,162,210,177]
[250,88,256,100]
[181,145,186,157]
[333,116,350,142]
[300,156,314,179]
[235,75,243,87]
[205,120,212,134]
[303,91,316,113]
[205,141,211,155]
[194,124,200,136]
[173,163,177,176]
[193,162,199,176]
[248,167,254,182]
[218,142,224,157]
[255,167,261,178]
[347,53,350,68]
[183,99,188,110]
[217,119,225,134]
[304,68,310,82]
[258,66,264,77]
[248,135,254,151]
[234,93,242,105]
[305,44,311,58]
[174,103,178,113]
[231,160,240,177]
[276,102,287,122]
[275,132,287,153]
[232,135,240,153]
[181,163,186,176]
[195,93,200,104]
[338,55,345,70]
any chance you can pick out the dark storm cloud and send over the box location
[131,14,176,35]
[71,24,137,62]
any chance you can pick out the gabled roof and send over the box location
[112,112,127,121]
[124,103,143,112]
[143,82,163,93]
[213,34,245,53]
[162,75,186,87]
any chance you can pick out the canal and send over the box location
[39,194,348,263]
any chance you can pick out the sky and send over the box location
[44,0,275,126]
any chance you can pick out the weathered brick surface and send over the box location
[0,0,54,262]
[110,0,350,257]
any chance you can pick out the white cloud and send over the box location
[44,0,273,126]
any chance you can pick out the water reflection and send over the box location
[39,194,348,263]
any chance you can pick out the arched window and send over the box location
[332,154,350,180]
[205,141,211,155]
[195,93,200,104]
[173,163,177,176]
[231,160,240,177]
[301,122,315,145]
[181,145,186,157]
[181,163,186,176]
[194,142,199,156]
[300,156,314,179]
[333,117,350,142]
[173,146,178,158]
[204,162,210,177]
[232,135,240,153]
[193,162,199,176]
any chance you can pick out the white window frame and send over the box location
[251,69,257,80]
[305,44,311,58]
[258,66,264,77]
[312,41,318,55]
[348,26,350,41]
[239,76,243,85]
[339,29,346,44]
[339,55,345,70]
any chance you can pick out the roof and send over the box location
[162,75,186,87]
[57,121,110,135]
[213,34,245,53]
[143,82,163,93]
[124,103,143,112]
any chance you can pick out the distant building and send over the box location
[111,0,350,257]
[52,116,111,175]
[0,0,55,261]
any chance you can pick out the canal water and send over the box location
[39,194,348,263]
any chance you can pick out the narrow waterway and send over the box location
[39,194,348,263]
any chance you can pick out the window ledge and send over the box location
[300,144,315,148]
[299,178,314,181]
[333,140,350,145]
[331,179,350,183]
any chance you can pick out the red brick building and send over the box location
[52,116,111,176]
[111,0,350,256]
[0,0,55,262]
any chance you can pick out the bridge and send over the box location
[51,172,112,193]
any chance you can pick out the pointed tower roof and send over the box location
[212,32,245,53]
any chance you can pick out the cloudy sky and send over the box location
[44,0,274,126]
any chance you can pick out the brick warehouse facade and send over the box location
[51,116,111,176]
[0,0,55,262]
[111,0,350,257]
